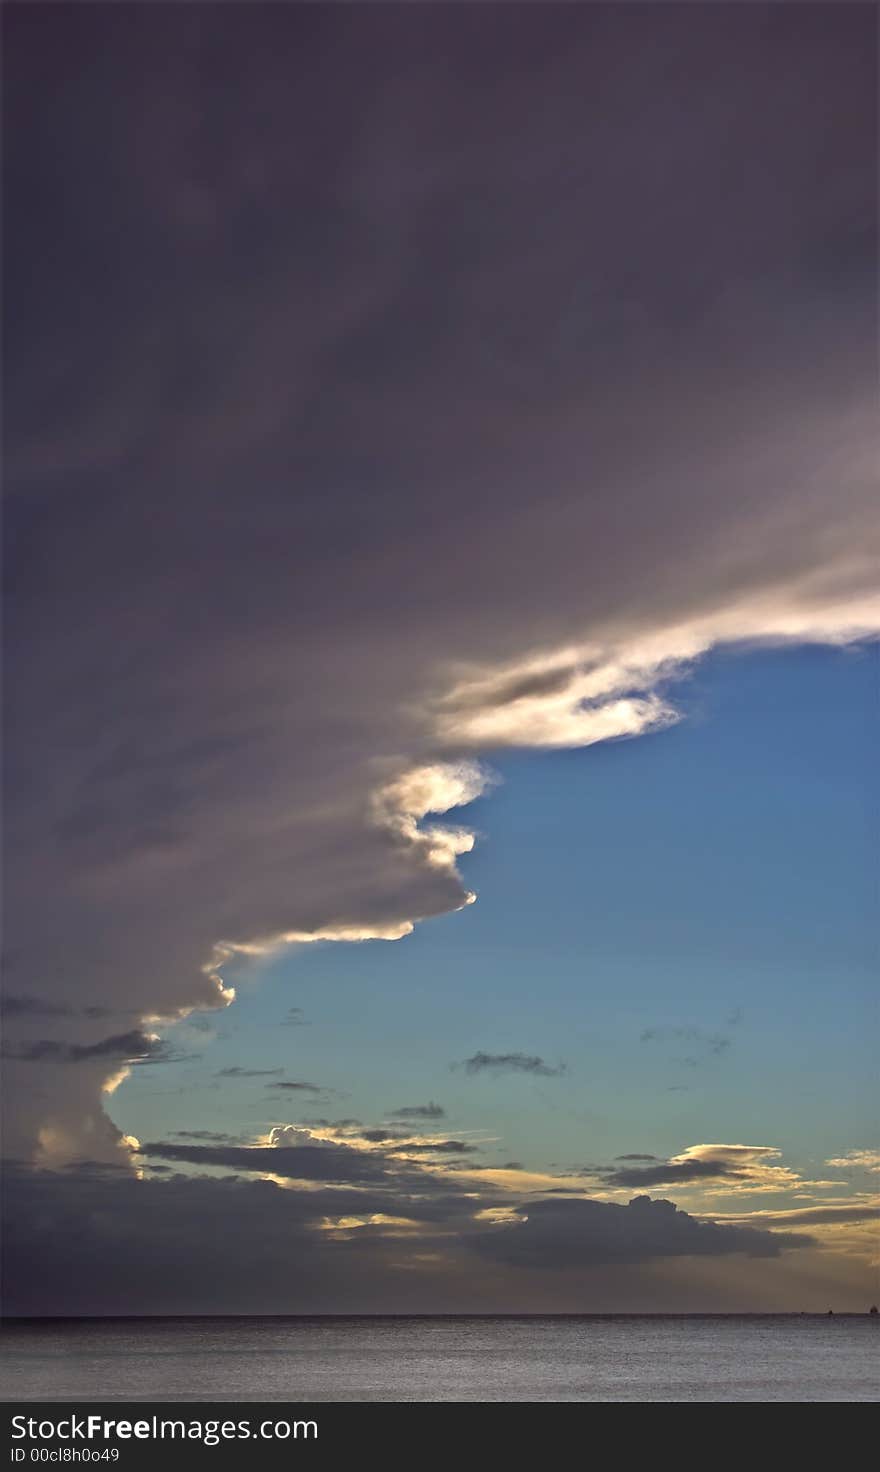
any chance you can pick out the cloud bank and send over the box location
[2,1161,822,1317]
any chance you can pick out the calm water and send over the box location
[1,1317,877,1402]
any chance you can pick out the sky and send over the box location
[3,3,878,1315]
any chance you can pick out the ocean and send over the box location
[1,1316,877,1402]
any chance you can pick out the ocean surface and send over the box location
[2,1316,877,1402]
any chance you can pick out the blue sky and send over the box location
[113,642,877,1191]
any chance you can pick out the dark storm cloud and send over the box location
[615,1154,660,1162]
[389,1102,446,1120]
[3,1,877,1172]
[456,1052,567,1078]
[471,1195,812,1271]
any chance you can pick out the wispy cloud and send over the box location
[267,1081,326,1094]
[215,1066,284,1079]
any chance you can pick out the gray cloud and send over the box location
[472,1195,812,1271]
[456,1052,567,1078]
[267,1081,325,1094]
[389,1102,446,1120]
[603,1159,743,1188]
[281,1008,309,1027]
